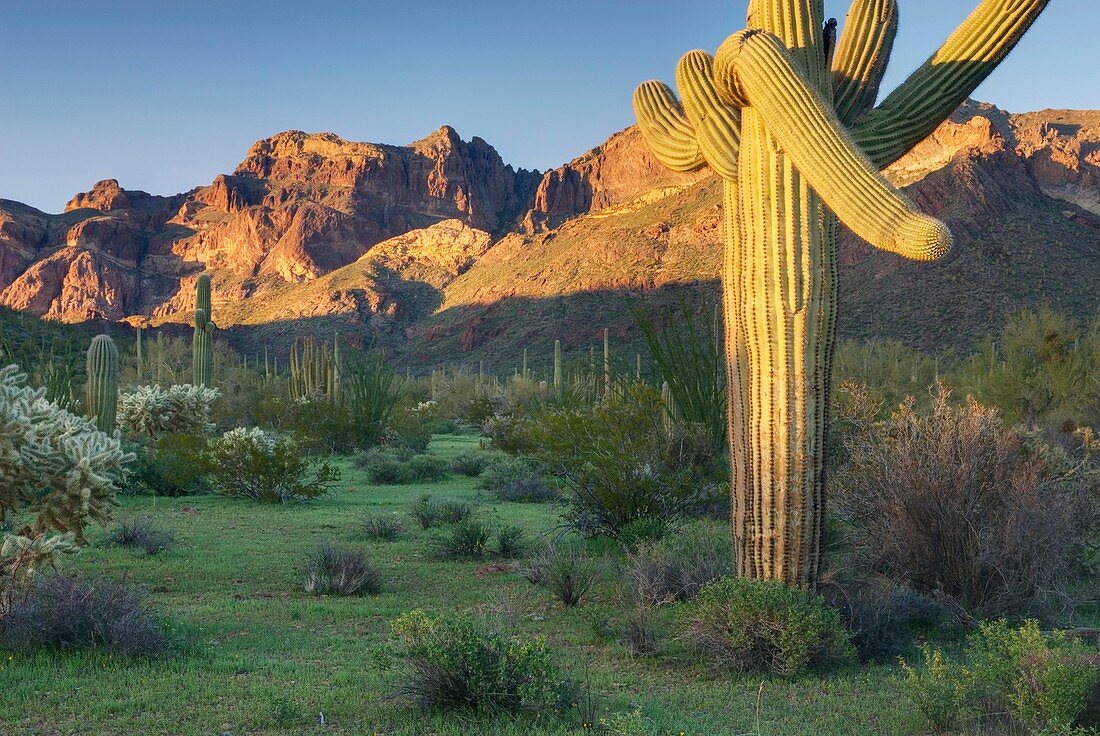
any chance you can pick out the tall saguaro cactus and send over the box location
[634,0,1049,588]
[192,274,214,387]
[86,334,119,433]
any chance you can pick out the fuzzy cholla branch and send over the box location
[117,384,220,438]
[0,364,131,543]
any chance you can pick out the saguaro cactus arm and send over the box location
[851,0,1050,168]
[714,30,952,262]
[675,51,742,179]
[632,82,708,172]
[831,0,898,124]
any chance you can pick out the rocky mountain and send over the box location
[2,101,1099,366]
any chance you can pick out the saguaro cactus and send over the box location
[553,339,562,392]
[192,274,214,387]
[634,0,1049,588]
[86,334,119,433]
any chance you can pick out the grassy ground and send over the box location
[1,434,924,736]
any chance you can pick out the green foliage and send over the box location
[450,451,489,477]
[390,609,563,713]
[207,428,338,503]
[901,620,1098,733]
[124,433,212,497]
[108,518,175,555]
[634,302,725,448]
[437,519,492,560]
[953,307,1100,425]
[520,385,724,537]
[0,364,131,543]
[406,494,442,530]
[680,576,854,677]
[494,525,527,559]
[477,456,557,503]
[833,338,940,413]
[384,399,439,454]
[359,513,404,541]
[361,452,449,486]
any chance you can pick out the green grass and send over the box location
[0,434,923,736]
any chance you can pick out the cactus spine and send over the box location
[86,334,119,433]
[634,0,1049,588]
[192,274,214,387]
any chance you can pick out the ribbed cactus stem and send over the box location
[86,334,118,433]
[191,274,214,387]
[135,326,144,382]
[602,328,610,398]
[633,0,1048,589]
[522,348,528,379]
[553,340,562,392]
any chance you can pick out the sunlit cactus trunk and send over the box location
[635,0,1049,588]
[86,334,119,433]
[192,274,214,387]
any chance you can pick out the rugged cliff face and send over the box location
[1,101,1099,362]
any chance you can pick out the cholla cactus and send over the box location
[634,0,1049,587]
[0,365,131,543]
[117,384,221,438]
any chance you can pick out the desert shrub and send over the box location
[821,577,950,662]
[208,428,338,503]
[834,383,1096,619]
[522,386,724,538]
[362,454,448,485]
[478,456,558,503]
[481,414,535,456]
[436,499,474,524]
[518,545,597,607]
[494,525,527,560]
[385,400,439,454]
[901,620,1099,733]
[303,541,381,596]
[0,365,131,543]
[680,576,854,677]
[117,384,219,438]
[438,520,492,560]
[124,433,212,496]
[391,609,563,713]
[0,574,167,657]
[451,451,489,477]
[622,526,731,607]
[0,534,78,618]
[407,494,442,529]
[360,513,405,541]
[108,518,175,555]
[833,338,939,414]
[618,607,663,657]
[615,518,670,550]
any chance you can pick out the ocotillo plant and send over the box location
[634,0,1049,588]
[192,274,214,387]
[86,334,119,433]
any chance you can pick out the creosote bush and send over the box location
[450,451,489,477]
[362,453,448,486]
[680,576,854,678]
[901,620,1099,733]
[518,545,597,607]
[391,609,564,713]
[833,382,1096,619]
[303,541,381,596]
[478,456,558,503]
[208,428,338,504]
[0,574,167,657]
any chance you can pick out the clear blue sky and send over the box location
[0,0,1093,213]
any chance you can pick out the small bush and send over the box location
[125,433,212,497]
[0,574,167,657]
[209,428,338,504]
[619,607,663,657]
[360,513,405,541]
[494,525,527,560]
[362,453,449,485]
[450,452,489,477]
[616,518,670,550]
[391,609,563,713]
[407,494,441,529]
[385,401,438,454]
[518,545,597,607]
[622,527,731,607]
[901,620,1099,733]
[303,541,381,596]
[478,457,557,503]
[680,576,854,677]
[108,518,175,555]
[438,520,491,560]
[822,577,950,662]
[436,499,474,524]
